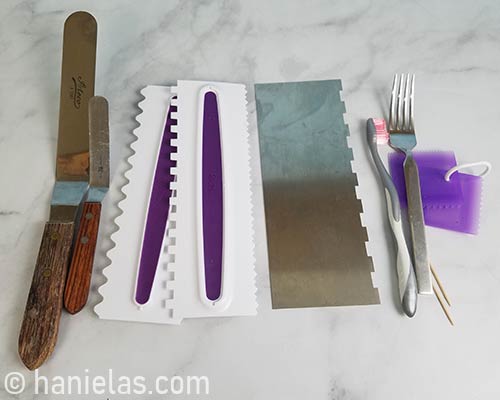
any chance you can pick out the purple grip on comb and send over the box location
[135,103,177,305]
[388,151,482,234]
[202,91,223,301]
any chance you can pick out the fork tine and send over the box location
[409,74,415,132]
[397,73,405,131]
[403,74,411,131]
[389,74,398,131]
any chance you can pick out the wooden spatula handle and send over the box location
[18,221,74,370]
[64,202,101,314]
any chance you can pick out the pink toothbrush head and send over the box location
[372,118,389,145]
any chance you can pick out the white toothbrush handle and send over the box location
[384,189,417,317]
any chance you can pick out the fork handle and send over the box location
[403,153,432,294]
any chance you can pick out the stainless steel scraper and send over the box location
[255,80,379,309]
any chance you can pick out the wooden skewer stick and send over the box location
[431,264,451,306]
[433,284,454,326]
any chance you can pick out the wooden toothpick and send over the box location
[431,263,451,307]
[433,283,454,326]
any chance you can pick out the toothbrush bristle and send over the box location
[372,118,389,145]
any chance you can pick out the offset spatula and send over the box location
[64,96,109,314]
[18,11,96,370]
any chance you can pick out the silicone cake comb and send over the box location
[389,151,487,234]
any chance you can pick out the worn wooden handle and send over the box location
[18,221,74,370]
[64,202,101,314]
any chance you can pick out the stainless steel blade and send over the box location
[87,96,109,202]
[50,11,97,222]
[56,11,97,182]
[255,80,380,309]
[404,154,432,294]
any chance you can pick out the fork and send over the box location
[388,74,432,295]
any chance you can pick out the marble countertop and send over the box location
[2,0,500,398]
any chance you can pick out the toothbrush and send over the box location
[366,118,417,317]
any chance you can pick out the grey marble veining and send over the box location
[1,0,500,398]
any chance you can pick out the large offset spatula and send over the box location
[18,11,97,370]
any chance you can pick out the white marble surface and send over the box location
[1,0,500,398]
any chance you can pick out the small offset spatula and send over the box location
[64,96,109,314]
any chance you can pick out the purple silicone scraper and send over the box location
[201,90,224,303]
[135,102,176,305]
[389,151,483,234]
